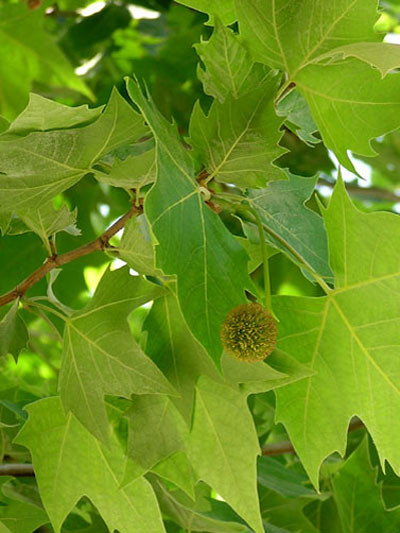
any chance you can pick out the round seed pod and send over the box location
[220,303,277,362]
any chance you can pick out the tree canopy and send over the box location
[1,1,400,532]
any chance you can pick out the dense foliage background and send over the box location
[2,0,400,531]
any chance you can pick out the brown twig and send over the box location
[0,206,141,309]
[0,421,365,477]
[0,463,35,477]
[262,417,365,456]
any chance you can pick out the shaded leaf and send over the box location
[259,488,318,533]
[143,291,220,422]
[0,501,48,533]
[15,397,166,533]
[248,173,332,281]
[189,376,263,533]
[277,91,319,145]
[126,395,188,470]
[0,302,28,362]
[0,89,148,212]
[151,451,196,500]
[117,215,160,277]
[195,19,271,102]
[153,479,250,533]
[127,78,253,363]
[189,78,286,188]
[275,178,400,486]
[330,439,400,532]
[0,93,102,140]
[9,203,80,252]
[95,148,156,189]
[59,267,174,443]
[258,456,320,500]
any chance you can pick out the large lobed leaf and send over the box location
[327,439,400,532]
[189,376,263,533]
[232,0,400,171]
[194,19,272,103]
[248,172,333,281]
[0,89,148,212]
[235,0,379,74]
[274,178,400,486]
[15,397,166,533]
[59,267,174,443]
[189,77,286,188]
[126,79,253,363]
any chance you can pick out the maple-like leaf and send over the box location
[15,397,166,533]
[126,78,253,363]
[59,267,175,443]
[274,178,400,486]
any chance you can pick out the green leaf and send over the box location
[117,216,161,277]
[176,0,236,25]
[59,267,174,443]
[0,117,9,134]
[259,489,318,533]
[0,2,92,120]
[0,212,11,235]
[0,89,148,212]
[151,451,196,499]
[258,456,321,500]
[153,480,251,533]
[194,19,272,102]
[221,355,287,388]
[0,93,102,140]
[225,348,314,396]
[277,91,319,145]
[275,178,400,486]
[126,79,253,363]
[377,462,400,511]
[189,376,263,533]
[0,501,48,533]
[248,173,332,281]
[234,0,400,171]
[10,203,80,252]
[189,78,286,189]
[329,438,400,532]
[235,0,379,74]
[295,60,400,169]
[95,148,156,189]
[126,395,188,470]
[143,291,220,422]
[317,42,400,78]
[15,397,166,533]
[0,302,28,362]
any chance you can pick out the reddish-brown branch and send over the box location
[0,206,141,309]
[0,463,35,477]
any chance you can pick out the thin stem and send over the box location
[251,208,272,311]
[24,304,64,343]
[274,79,296,106]
[228,201,331,295]
[22,300,68,323]
[0,464,34,477]
[0,205,141,309]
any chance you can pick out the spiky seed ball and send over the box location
[220,303,277,362]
